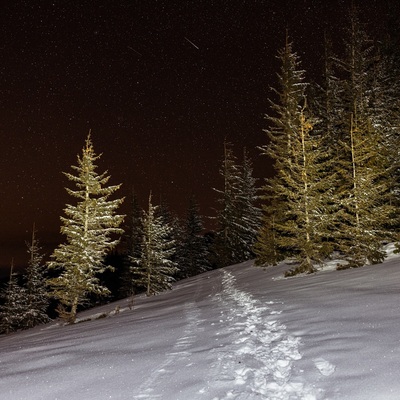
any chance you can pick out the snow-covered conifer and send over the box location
[213,140,241,267]
[235,148,261,261]
[0,262,27,334]
[256,37,335,274]
[131,193,178,296]
[255,37,308,266]
[22,226,50,329]
[119,190,143,298]
[179,195,209,278]
[214,141,260,266]
[47,133,125,323]
[332,8,396,267]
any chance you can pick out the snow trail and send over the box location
[133,301,204,399]
[206,270,318,399]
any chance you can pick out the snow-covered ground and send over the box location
[1,247,400,399]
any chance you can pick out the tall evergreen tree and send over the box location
[213,141,260,266]
[256,37,307,267]
[131,193,178,296]
[333,8,395,267]
[47,133,125,323]
[22,226,50,329]
[372,27,400,236]
[213,140,241,267]
[256,38,335,274]
[235,148,261,261]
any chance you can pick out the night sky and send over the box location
[0,0,397,273]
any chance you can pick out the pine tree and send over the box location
[333,8,395,267]
[372,30,400,236]
[22,226,50,329]
[308,33,344,254]
[180,195,209,278]
[155,198,183,279]
[131,193,178,296]
[281,106,336,274]
[47,133,125,323]
[213,141,260,266]
[213,140,241,267]
[0,262,27,335]
[119,190,143,298]
[256,38,335,274]
[235,148,261,261]
[336,115,393,267]
[256,37,307,266]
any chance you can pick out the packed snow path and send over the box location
[130,268,319,400]
[132,301,205,399]
[202,270,318,400]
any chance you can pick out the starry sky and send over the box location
[0,0,398,273]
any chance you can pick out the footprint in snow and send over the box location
[313,357,336,376]
[207,270,320,400]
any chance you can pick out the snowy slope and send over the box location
[1,251,400,400]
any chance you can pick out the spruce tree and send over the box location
[336,115,393,267]
[119,190,143,298]
[0,262,27,334]
[256,37,307,267]
[213,141,260,266]
[235,148,261,261]
[131,193,178,296]
[22,226,50,329]
[372,29,400,237]
[256,38,335,274]
[180,195,209,278]
[47,133,125,323]
[281,106,336,274]
[213,140,241,267]
[333,8,395,267]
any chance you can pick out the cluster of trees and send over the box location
[0,228,49,334]
[119,139,260,300]
[255,7,400,275]
[0,135,260,329]
[212,141,261,267]
[4,5,398,333]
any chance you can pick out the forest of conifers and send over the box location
[1,6,400,332]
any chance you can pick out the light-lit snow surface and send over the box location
[2,246,400,399]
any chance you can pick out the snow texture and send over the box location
[1,246,400,399]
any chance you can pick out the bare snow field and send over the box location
[1,247,400,399]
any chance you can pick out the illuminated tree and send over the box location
[256,38,335,274]
[333,8,396,267]
[48,133,125,323]
[256,37,307,267]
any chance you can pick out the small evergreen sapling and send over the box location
[131,193,178,296]
[22,226,50,329]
